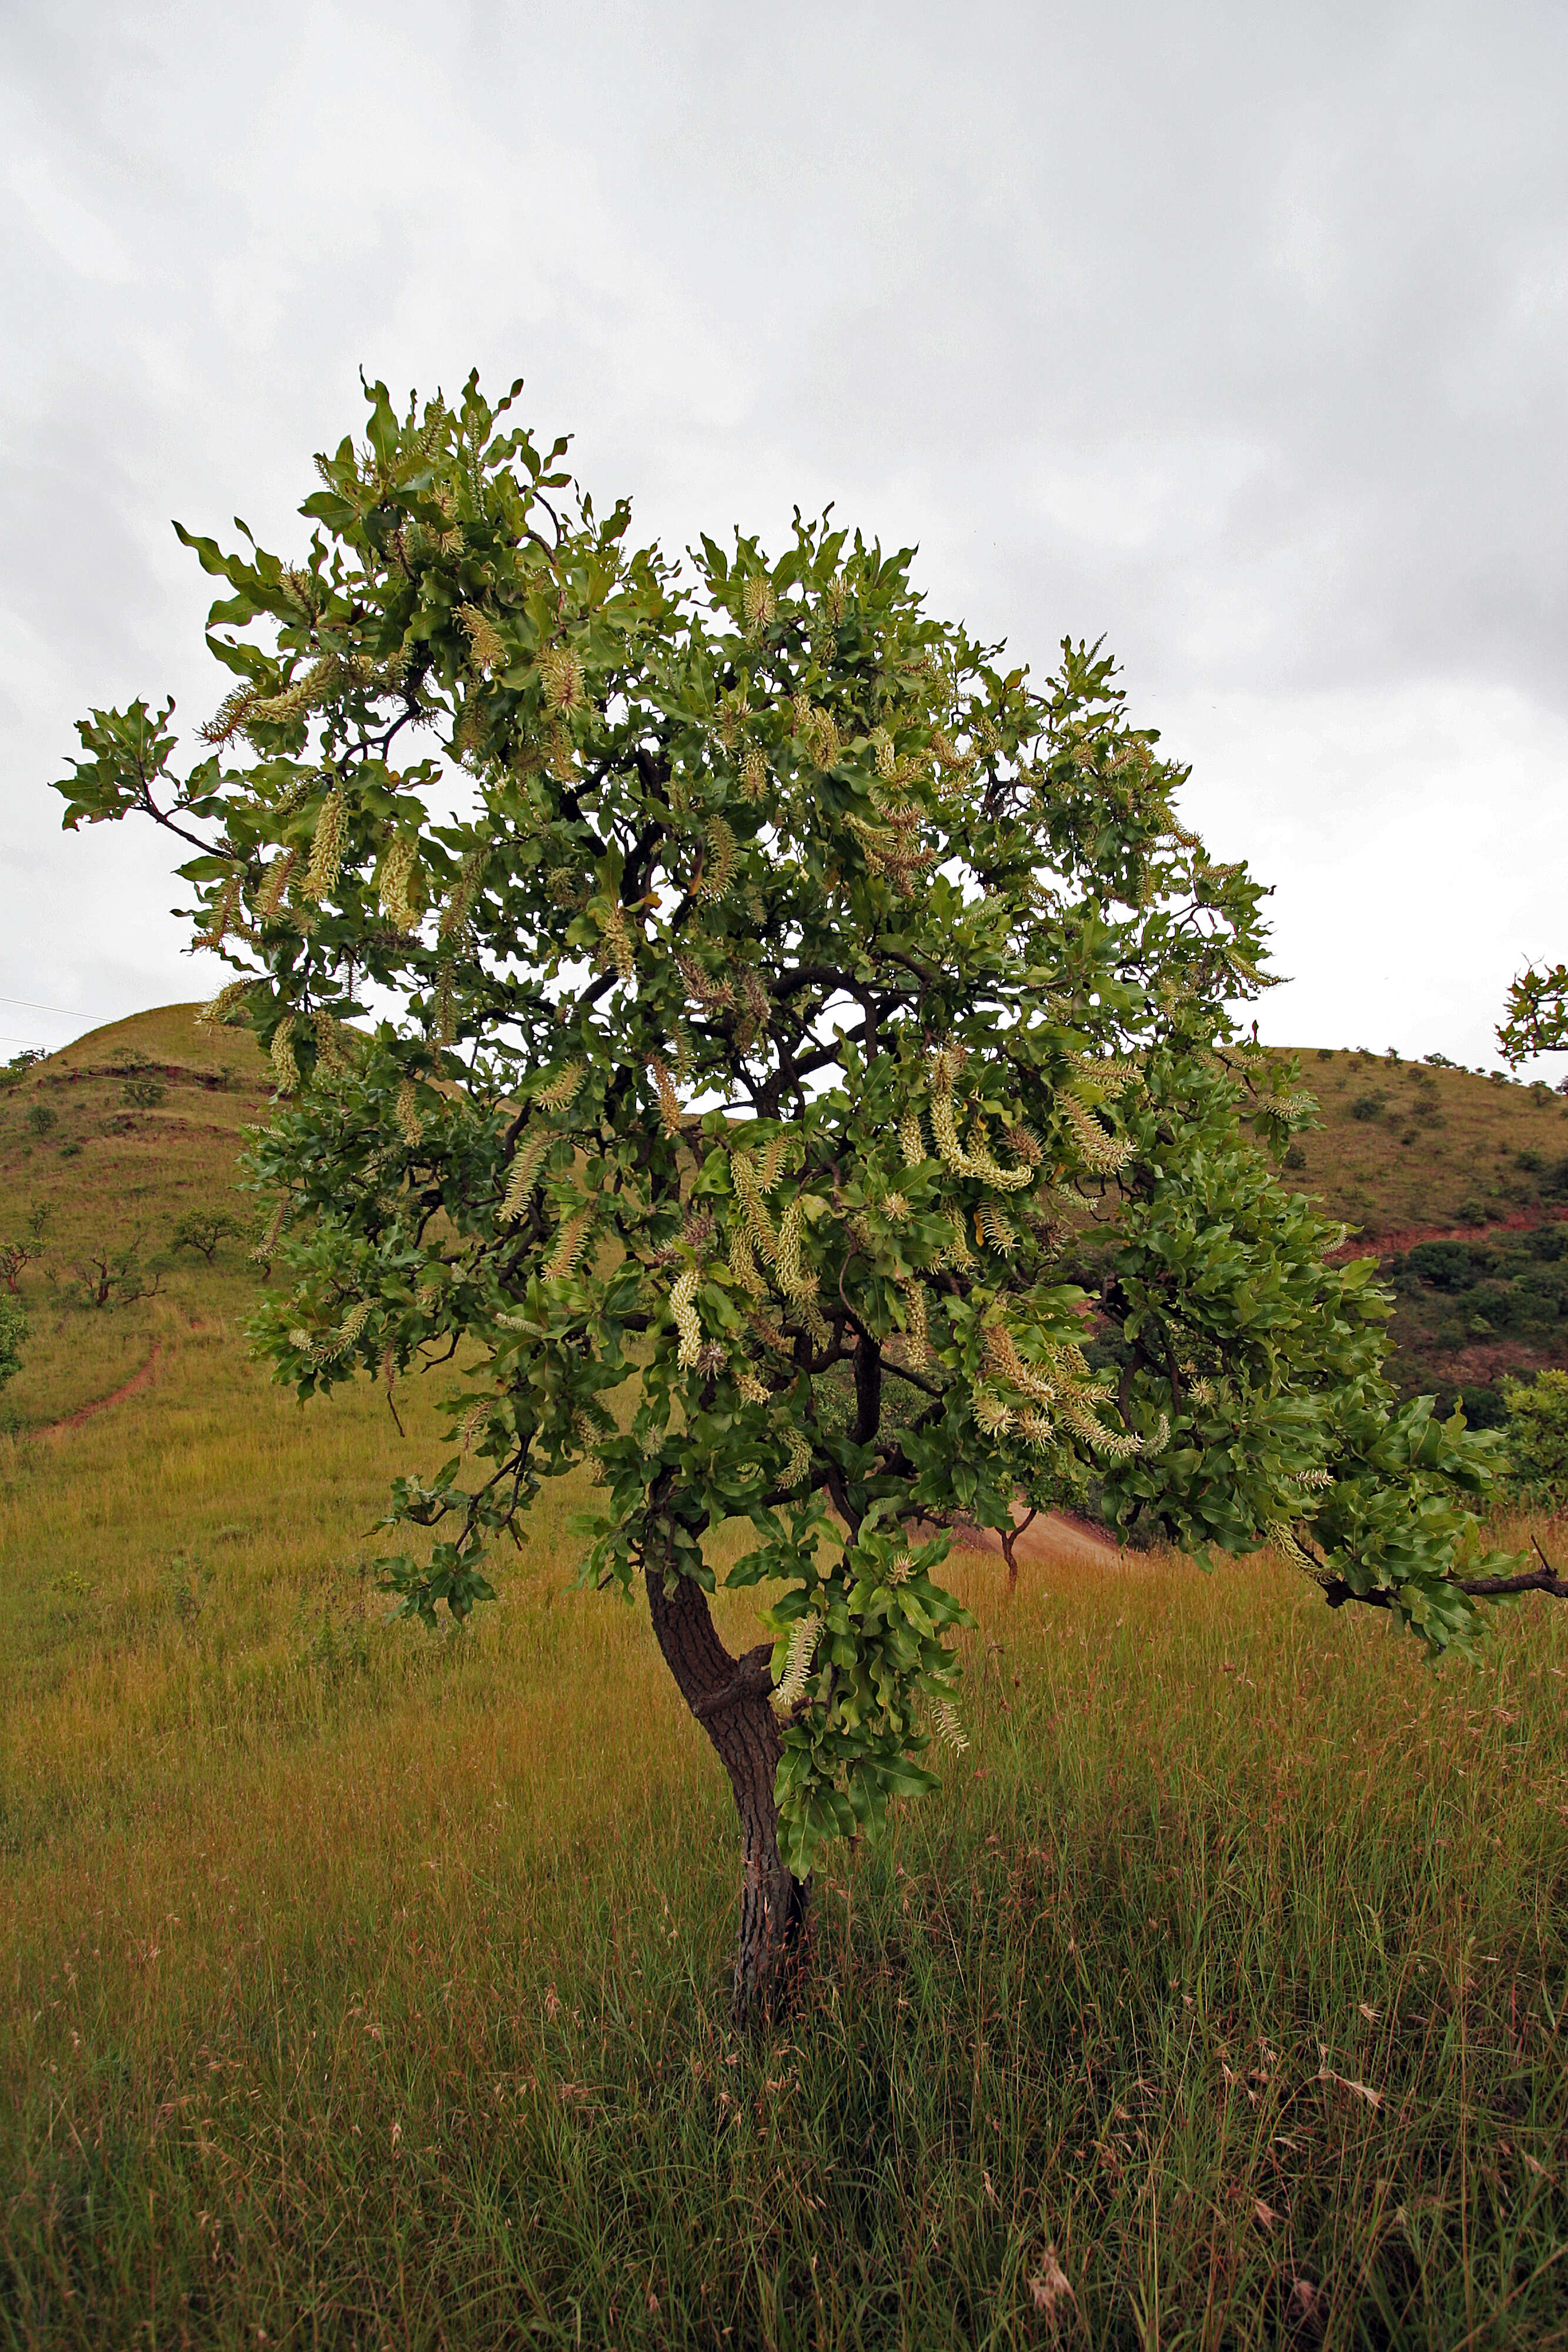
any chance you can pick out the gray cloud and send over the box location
[3,0,1564,1064]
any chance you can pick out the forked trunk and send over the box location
[645,1564,810,2022]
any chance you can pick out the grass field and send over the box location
[4,1013,1568,2348]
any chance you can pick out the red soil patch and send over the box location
[1329,1204,1568,1263]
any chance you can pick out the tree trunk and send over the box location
[644,1564,810,2023]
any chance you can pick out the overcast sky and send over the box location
[4,0,1564,1068]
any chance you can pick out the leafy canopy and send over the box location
[55,373,1516,1876]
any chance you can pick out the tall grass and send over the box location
[4,1011,1568,2346]
[4,1307,1567,2347]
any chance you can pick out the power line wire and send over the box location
[0,993,106,1021]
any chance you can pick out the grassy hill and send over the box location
[1268,1047,1568,1428]
[2,1012,1567,2346]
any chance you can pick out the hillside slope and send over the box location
[6,1015,1564,1440]
[1266,1046,1568,1425]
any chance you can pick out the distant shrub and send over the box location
[122,1076,166,1108]
[1516,1148,1544,1174]
[1407,1241,1476,1291]
[1457,1197,1489,1226]
[0,1297,25,1389]
[58,1140,82,1159]
[1444,1384,1506,1431]
[0,1050,44,1090]
[1503,1369,1568,1511]
[1424,1052,1459,1069]
[25,1102,56,1137]
[1349,1093,1386,1122]
[172,1210,240,1264]
[1283,1142,1306,1170]
[1315,1048,1334,1060]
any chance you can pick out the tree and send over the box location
[0,1203,50,1297]
[52,375,1568,2019]
[58,1238,160,1312]
[1500,965,1568,1067]
[172,1209,241,1264]
[1503,1370,1568,1512]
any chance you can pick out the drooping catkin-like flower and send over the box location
[670,1267,703,1368]
[376,834,420,933]
[731,1154,780,1260]
[931,1209,976,1271]
[539,645,586,711]
[498,1127,554,1224]
[737,970,771,1046]
[270,1014,299,1093]
[250,1198,286,1264]
[197,978,251,1030]
[1058,1394,1169,1460]
[1266,1519,1332,1587]
[735,1369,770,1405]
[741,576,776,635]
[694,817,737,901]
[196,876,242,950]
[870,724,897,781]
[258,848,299,921]
[198,684,260,746]
[324,1298,375,1359]
[748,1309,793,1358]
[303,789,347,903]
[595,901,635,980]
[739,749,768,803]
[927,1048,1037,1192]
[978,1200,1019,1254]
[394,1080,423,1150]
[1060,1090,1133,1175]
[771,1613,820,1712]
[982,1324,1058,1406]
[782,1420,811,1488]
[438,846,489,939]
[546,1210,592,1281]
[650,1058,682,1135]
[774,1195,817,1301]
[460,1399,492,1455]
[730,1227,766,1297]
[1017,1408,1054,1451]
[251,654,339,726]
[971,1389,1016,1438]
[310,1010,354,1075]
[933,1699,969,1754]
[801,706,840,769]
[432,971,457,1046]
[899,1278,930,1365]
[459,604,507,673]
[900,1110,925,1168]
[536,1061,586,1113]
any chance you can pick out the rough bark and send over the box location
[644,1564,810,2022]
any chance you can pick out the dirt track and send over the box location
[38,1344,162,1438]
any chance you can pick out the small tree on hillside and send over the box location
[172,1209,241,1264]
[53,376,1568,2018]
[1,1204,51,1297]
